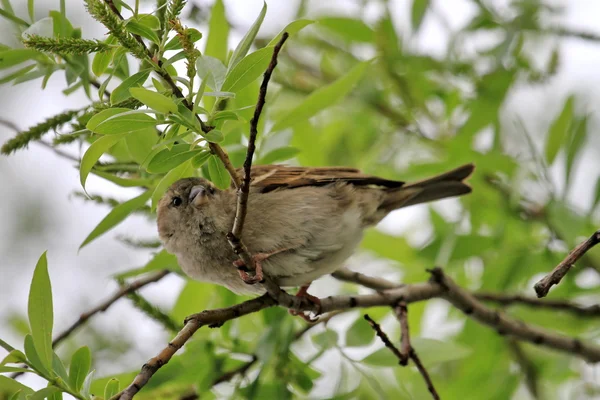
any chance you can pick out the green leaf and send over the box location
[204,0,229,62]
[191,150,211,168]
[24,334,49,376]
[318,17,374,43]
[81,370,95,399]
[125,128,157,165]
[272,61,369,132]
[147,144,204,173]
[267,19,314,46]
[411,0,430,32]
[92,47,114,77]
[0,375,34,397]
[565,116,587,186]
[114,250,180,280]
[202,129,224,143]
[80,133,126,189]
[104,379,120,399]
[80,190,152,249]
[0,366,29,373]
[221,47,274,94]
[136,14,160,29]
[411,338,472,365]
[52,352,69,384]
[312,329,338,349]
[29,387,59,400]
[545,95,574,164]
[27,252,53,371]
[345,316,375,347]
[68,346,91,392]
[27,0,34,22]
[361,348,399,367]
[125,20,159,43]
[110,69,151,104]
[129,87,178,113]
[196,55,227,90]
[0,338,16,353]
[258,146,300,164]
[207,155,231,189]
[0,49,42,70]
[1,349,26,365]
[228,2,266,70]
[92,170,152,188]
[592,176,600,211]
[151,160,195,210]
[87,110,157,135]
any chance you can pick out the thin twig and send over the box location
[534,230,600,297]
[365,313,440,399]
[507,339,539,399]
[363,315,404,362]
[226,32,289,280]
[409,351,440,400]
[394,302,410,365]
[474,292,600,317]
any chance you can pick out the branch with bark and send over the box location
[534,230,600,297]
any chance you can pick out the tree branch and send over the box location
[365,313,440,400]
[474,292,600,317]
[534,230,600,297]
[226,32,289,282]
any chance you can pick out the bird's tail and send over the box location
[379,163,475,212]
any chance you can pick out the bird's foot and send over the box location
[233,248,289,285]
[289,284,322,322]
[233,257,264,285]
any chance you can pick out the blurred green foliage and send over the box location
[1,0,600,399]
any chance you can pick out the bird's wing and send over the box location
[233,165,404,193]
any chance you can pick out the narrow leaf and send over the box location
[228,2,267,70]
[80,190,152,249]
[318,17,374,43]
[147,144,203,173]
[129,87,178,113]
[221,47,274,94]
[68,346,92,392]
[88,110,157,135]
[80,133,126,189]
[204,0,229,62]
[104,379,120,399]
[411,0,430,32]
[267,19,314,46]
[272,61,369,131]
[27,252,53,371]
[110,69,151,104]
[0,49,41,70]
[196,55,227,90]
[207,155,231,189]
[545,95,574,164]
[24,334,49,376]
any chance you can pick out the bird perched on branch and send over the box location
[157,163,474,318]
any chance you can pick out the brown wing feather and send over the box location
[234,165,404,193]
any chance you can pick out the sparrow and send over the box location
[157,163,474,305]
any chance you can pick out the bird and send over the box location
[157,163,474,316]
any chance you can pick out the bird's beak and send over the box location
[189,185,206,207]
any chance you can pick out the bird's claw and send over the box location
[289,285,322,322]
[233,258,264,285]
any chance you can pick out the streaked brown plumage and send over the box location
[157,163,474,295]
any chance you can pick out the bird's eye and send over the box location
[171,196,183,207]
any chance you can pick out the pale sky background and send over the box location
[1,0,600,398]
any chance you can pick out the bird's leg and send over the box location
[233,248,289,285]
[289,283,322,322]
